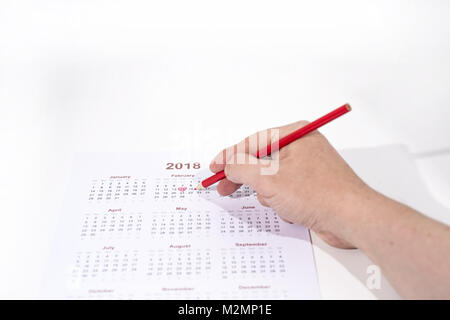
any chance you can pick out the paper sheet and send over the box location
[41,152,320,299]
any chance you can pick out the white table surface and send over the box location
[1,0,449,299]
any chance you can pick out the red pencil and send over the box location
[196,103,351,190]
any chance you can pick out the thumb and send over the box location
[224,153,273,192]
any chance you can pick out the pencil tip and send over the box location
[195,184,204,190]
[345,103,352,111]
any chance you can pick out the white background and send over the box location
[1,0,449,298]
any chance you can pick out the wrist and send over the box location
[330,184,385,249]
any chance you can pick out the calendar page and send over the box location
[41,152,320,299]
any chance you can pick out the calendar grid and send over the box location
[43,155,320,299]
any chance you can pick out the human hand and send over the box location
[209,121,373,249]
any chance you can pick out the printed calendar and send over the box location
[42,153,320,299]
